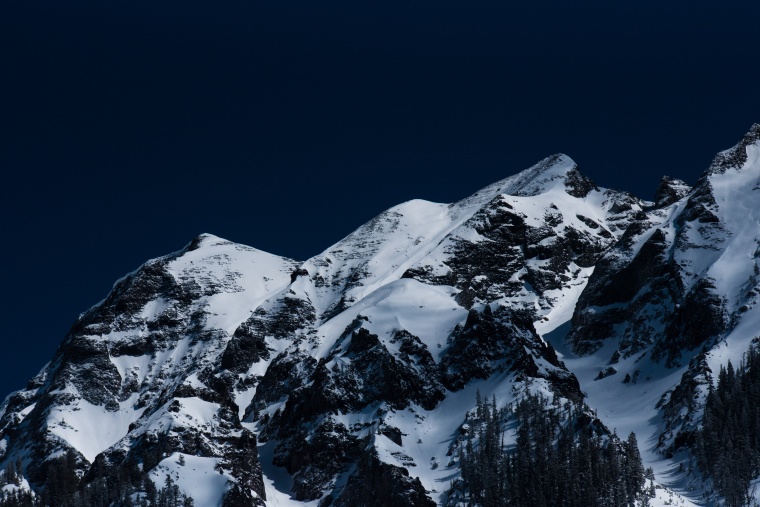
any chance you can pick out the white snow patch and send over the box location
[47,393,145,463]
[544,321,699,506]
[151,453,230,507]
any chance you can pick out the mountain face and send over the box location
[1,125,759,507]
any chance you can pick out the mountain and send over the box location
[1,125,759,507]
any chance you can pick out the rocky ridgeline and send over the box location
[1,125,760,506]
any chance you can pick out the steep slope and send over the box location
[0,235,300,506]
[236,154,648,505]
[555,124,760,505]
[571,125,760,362]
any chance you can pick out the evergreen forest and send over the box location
[694,344,760,507]
[0,449,194,507]
[449,391,652,507]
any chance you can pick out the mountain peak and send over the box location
[185,232,227,252]
[448,154,601,224]
[12,134,760,507]
[707,123,760,175]
[493,153,598,198]
[183,232,230,252]
[654,176,692,208]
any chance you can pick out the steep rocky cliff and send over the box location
[2,125,760,507]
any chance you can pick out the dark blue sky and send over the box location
[1,0,759,399]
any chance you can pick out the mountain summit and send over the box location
[2,126,760,507]
[488,153,598,198]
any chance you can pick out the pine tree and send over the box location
[454,392,649,507]
[695,343,760,505]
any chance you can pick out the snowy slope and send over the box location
[0,234,299,506]
[2,126,760,506]
[225,153,650,505]
[562,124,760,505]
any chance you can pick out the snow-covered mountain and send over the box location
[2,125,760,507]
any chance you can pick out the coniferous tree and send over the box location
[0,452,197,507]
[694,343,760,506]
[451,392,650,507]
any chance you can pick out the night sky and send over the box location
[2,0,759,399]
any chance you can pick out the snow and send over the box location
[648,485,698,507]
[377,375,533,501]
[531,265,595,337]
[1,476,32,496]
[139,297,171,320]
[544,320,700,506]
[110,353,153,388]
[150,453,231,507]
[141,396,220,435]
[15,403,35,424]
[479,153,577,198]
[315,278,467,362]
[701,146,760,311]
[234,385,258,421]
[47,393,146,463]
[705,303,760,384]
[165,238,298,334]
[14,141,760,506]
[298,198,475,318]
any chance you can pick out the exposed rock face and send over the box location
[3,126,760,506]
[403,155,645,320]
[654,176,692,208]
[568,130,760,367]
[656,351,713,457]
[707,123,760,175]
[0,236,298,505]
[565,126,760,485]
[332,449,435,507]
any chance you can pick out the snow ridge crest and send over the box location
[476,153,598,199]
[8,129,760,507]
[707,123,760,175]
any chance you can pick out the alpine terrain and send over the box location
[2,125,760,507]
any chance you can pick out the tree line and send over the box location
[0,450,194,507]
[449,391,652,507]
[693,343,760,507]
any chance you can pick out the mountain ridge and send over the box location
[2,125,760,507]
